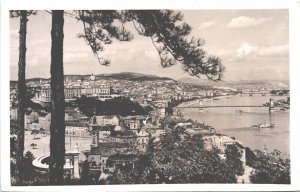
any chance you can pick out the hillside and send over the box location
[95,72,174,81]
[178,77,289,89]
[20,72,174,82]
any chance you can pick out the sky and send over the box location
[9,10,289,81]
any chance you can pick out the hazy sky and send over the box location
[10,10,289,81]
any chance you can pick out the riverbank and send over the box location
[180,94,290,154]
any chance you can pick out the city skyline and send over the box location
[6,8,294,188]
[10,9,289,81]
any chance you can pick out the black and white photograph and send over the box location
[1,0,300,191]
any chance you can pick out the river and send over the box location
[182,94,290,154]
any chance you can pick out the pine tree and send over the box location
[49,10,65,185]
[10,10,35,185]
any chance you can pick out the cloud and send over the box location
[258,44,289,57]
[236,43,257,57]
[198,21,215,29]
[235,43,289,58]
[227,16,272,28]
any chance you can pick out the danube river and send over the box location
[183,95,290,154]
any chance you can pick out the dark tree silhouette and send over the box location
[76,96,148,117]
[10,120,18,184]
[22,151,36,181]
[225,144,244,176]
[49,10,65,185]
[250,150,290,184]
[9,10,35,185]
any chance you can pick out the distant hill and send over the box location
[95,72,174,81]
[19,72,174,83]
[178,77,289,89]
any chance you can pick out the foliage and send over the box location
[245,146,257,167]
[76,96,149,117]
[147,127,237,183]
[11,122,37,185]
[9,10,36,18]
[76,10,224,80]
[10,120,18,179]
[108,154,152,184]
[26,99,51,112]
[11,143,37,185]
[249,150,290,184]
[22,151,36,180]
[110,126,237,184]
[225,144,244,176]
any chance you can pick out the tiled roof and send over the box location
[68,112,88,119]
[90,142,134,156]
[65,122,89,127]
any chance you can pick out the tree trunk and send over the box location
[49,10,65,185]
[15,10,28,185]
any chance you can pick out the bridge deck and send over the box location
[176,105,268,108]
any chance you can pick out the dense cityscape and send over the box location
[6,8,292,188]
[10,73,290,185]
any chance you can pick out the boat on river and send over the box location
[252,123,275,129]
[236,109,243,115]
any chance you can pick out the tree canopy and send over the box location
[76,10,225,81]
[110,126,237,184]
[249,150,290,184]
[76,96,150,116]
[146,127,237,183]
[225,144,244,176]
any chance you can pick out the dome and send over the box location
[89,74,96,81]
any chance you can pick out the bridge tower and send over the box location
[199,99,204,112]
[269,98,275,113]
[249,89,253,96]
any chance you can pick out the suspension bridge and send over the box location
[174,98,275,112]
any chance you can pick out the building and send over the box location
[40,84,51,102]
[98,125,115,141]
[95,115,120,126]
[38,75,113,102]
[135,129,150,151]
[33,147,81,179]
[87,142,136,172]
[65,111,90,124]
[65,122,89,137]
[203,134,246,166]
[121,115,147,130]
